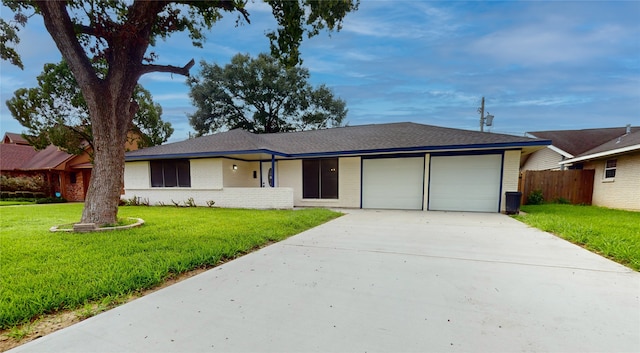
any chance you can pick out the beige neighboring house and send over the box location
[123,122,550,213]
[522,126,638,170]
[559,129,640,211]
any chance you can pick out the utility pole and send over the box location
[479,97,485,132]
[478,96,494,132]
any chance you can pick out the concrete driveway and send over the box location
[10,210,640,352]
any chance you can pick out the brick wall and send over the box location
[64,171,86,201]
[122,187,294,209]
[124,158,293,208]
[584,151,640,211]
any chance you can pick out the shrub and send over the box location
[121,196,149,206]
[0,175,47,193]
[184,197,196,207]
[527,190,544,205]
[35,197,67,204]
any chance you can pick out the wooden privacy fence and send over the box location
[519,170,595,205]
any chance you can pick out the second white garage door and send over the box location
[362,157,424,210]
[429,154,502,212]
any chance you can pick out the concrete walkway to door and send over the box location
[9,210,640,352]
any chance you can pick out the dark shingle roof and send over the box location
[127,122,548,160]
[527,126,637,156]
[0,144,38,170]
[575,130,640,157]
[0,141,73,171]
[20,145,73,170]
[3,132,30,145]
[262,122,540,154]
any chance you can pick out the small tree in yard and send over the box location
[189,53,347,135]
[0,0,358,226]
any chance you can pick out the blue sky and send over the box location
[1,1,639,142]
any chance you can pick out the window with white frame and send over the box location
[604,159,617,179]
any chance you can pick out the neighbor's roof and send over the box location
[2,132,30,145]
[527,126,638,157]
[126,122,550,160]
[20,145,74,170]
[0,143,39,170]
[0,138,74,171]
[560,129,640,164]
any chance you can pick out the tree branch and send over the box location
[139,58,195,77]
[35,2,100,88]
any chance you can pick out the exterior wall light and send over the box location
[233,164,238,170]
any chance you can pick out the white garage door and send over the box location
[429,154,502,212]
[362,157,424,210]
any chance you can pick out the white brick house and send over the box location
[522,126,638,171]
[123,122,549,212]
[560,129,640,211]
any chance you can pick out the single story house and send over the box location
[1,131,141,201]
[1,132,91,200]
[522,126,637,170]
[559,128,640,211]
[124,122,550,212]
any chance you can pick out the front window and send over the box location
[604,159,616,179]
[302,158,338,199]
[150,160,191,187]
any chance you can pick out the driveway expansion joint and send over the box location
[283,243,635,274]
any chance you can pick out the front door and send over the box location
[261,161,276,187]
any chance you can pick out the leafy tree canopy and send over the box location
[189,53,347,135]
[6,60,173,155]
[0,14,27,69]
[0,0,358,226]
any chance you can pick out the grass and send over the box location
[514,204,640,270]
[0,203,341,329]
[0,200,35,206]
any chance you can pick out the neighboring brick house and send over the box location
[123,122,550,213]
[559,129,640,211]
[1,133,92,201]
[1,132,141,201]
[522,126,638,170]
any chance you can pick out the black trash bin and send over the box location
[505,191,522,215]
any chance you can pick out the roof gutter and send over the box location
[560,144,640,164]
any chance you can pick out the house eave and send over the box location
[125,149,287,161]
[560,144,640,164]
[547,145,574,158]
[125,140,551,161]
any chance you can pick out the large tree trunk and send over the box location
[36,1,191,226]
[80,116,127,225]
[80,86,133,226]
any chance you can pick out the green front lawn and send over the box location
[0,200,35,206]
[514,204,640,271]
[0,203,341,329]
